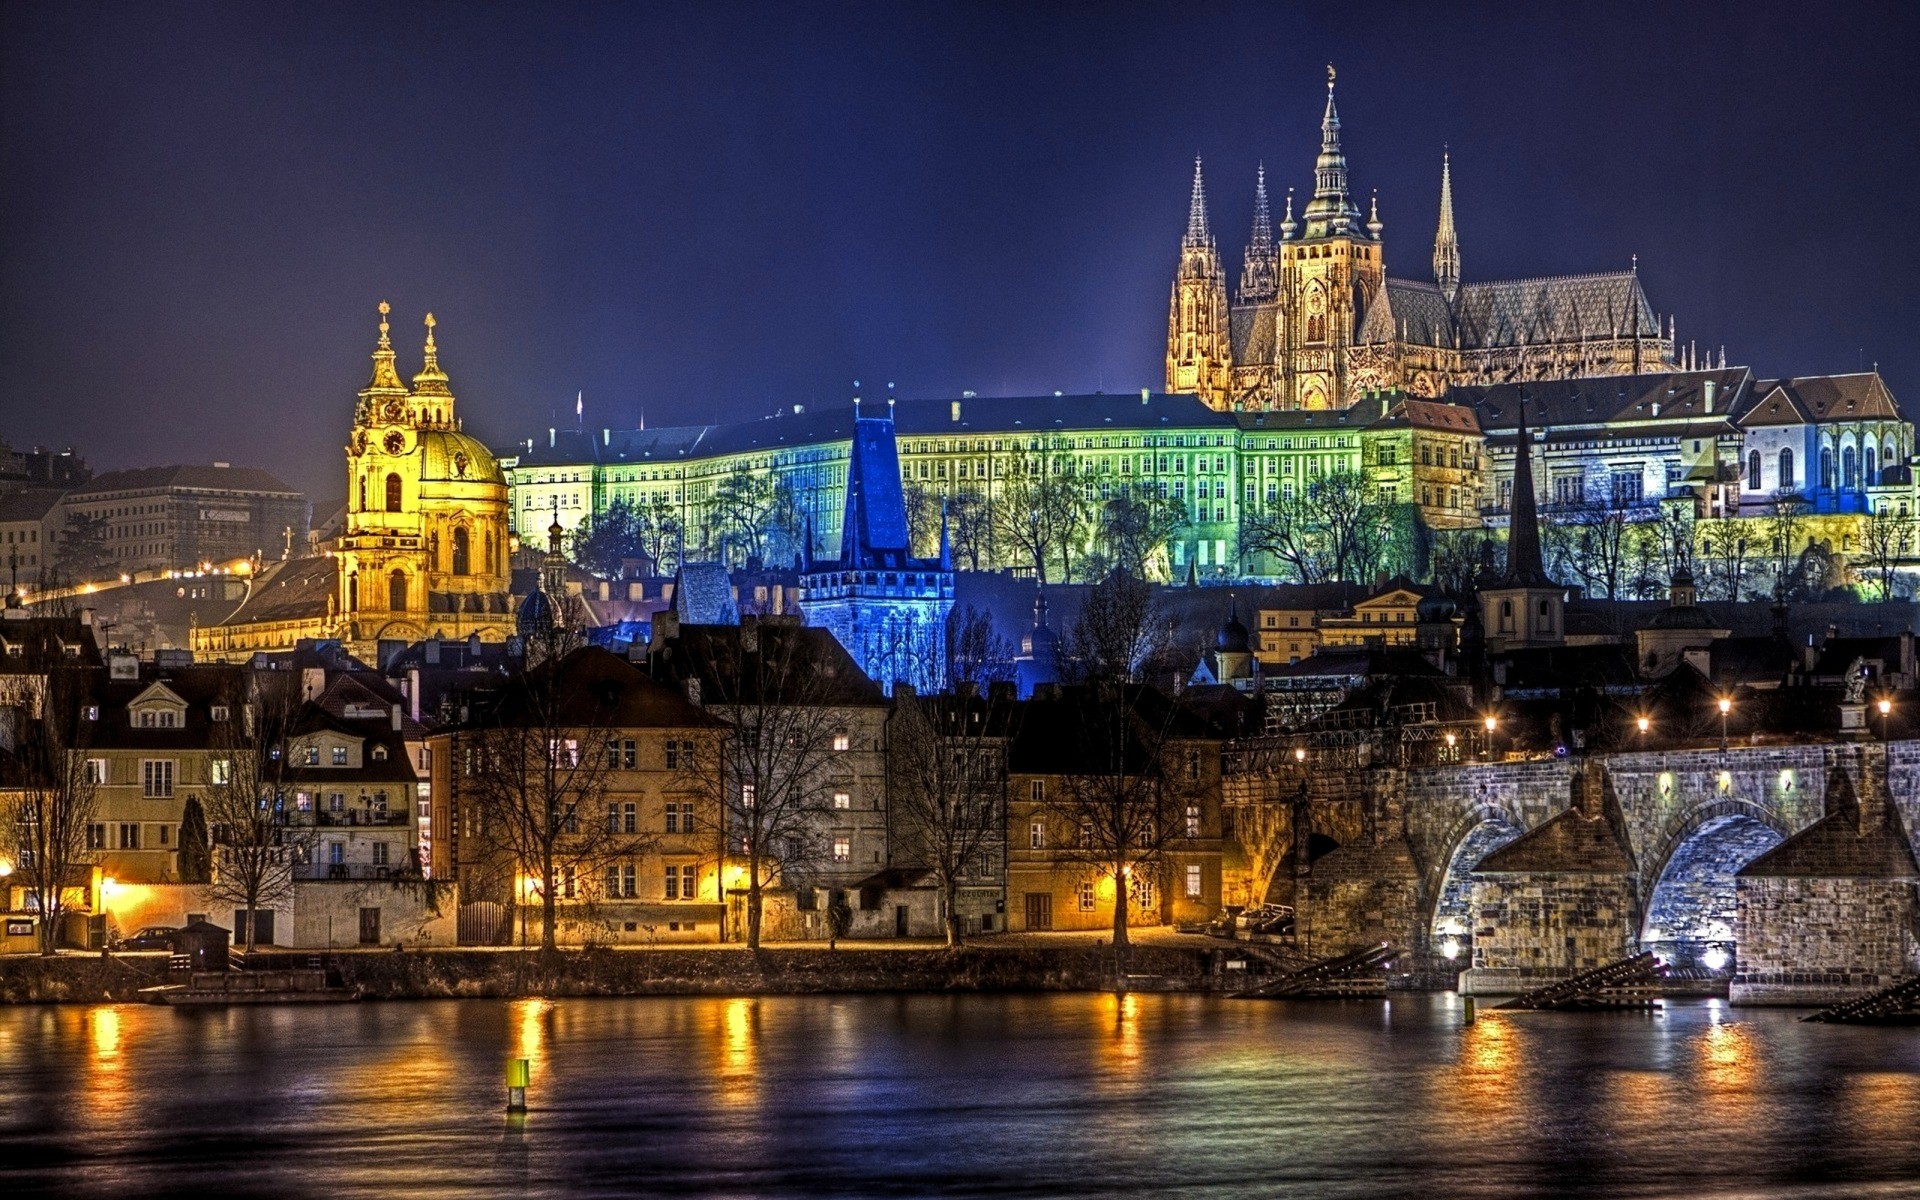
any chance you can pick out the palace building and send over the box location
[1168,67,1680,412]
[193,305,515,662]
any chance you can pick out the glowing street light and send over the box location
[1293,747,1307,764]
[1877,696,1893,747]
[1636,715,1651,736]
[1717,696,1732,752]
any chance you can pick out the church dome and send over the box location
[417,428,506,485]
[1215,600,1251,653]
[516,586,554,637]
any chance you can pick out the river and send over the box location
[2,994,1916,1199]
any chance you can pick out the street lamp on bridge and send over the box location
[1717,696,1733,753]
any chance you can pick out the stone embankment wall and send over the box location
[0,944,1216,1005]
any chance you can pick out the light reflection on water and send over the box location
[2,993,1917,1199]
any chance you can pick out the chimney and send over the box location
[602,428,610,446]
[548,428,555,448]
[391,703,402,731]
[987,680,1016,704]
[893,681,916,700]
[1703,379,1716,413]
[425,640,440,665]
[951,401,961,423]
[684,677,702,707]
[599,580,611,601]
[409,667,421,721]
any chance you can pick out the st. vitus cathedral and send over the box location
[1167,66,1686,412]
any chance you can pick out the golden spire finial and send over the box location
[424,311,437,352]
[377,300,392,348]
[1327,63,1336,90]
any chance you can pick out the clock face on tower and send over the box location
[383,431,405,455]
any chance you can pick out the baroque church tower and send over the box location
[336,304,515,657]
[1164,159,1232,406]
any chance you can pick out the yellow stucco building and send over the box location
[194,305,515,662]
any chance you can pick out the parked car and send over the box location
[110,926,181,952]
[1237,904,1295,937]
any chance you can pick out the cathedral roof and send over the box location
[1360,278,1456,348]
[1453,271,1659,349]
[1228,302,1278,366]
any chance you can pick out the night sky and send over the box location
[3,1,1916,499]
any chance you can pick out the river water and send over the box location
[2,993,1916,1199]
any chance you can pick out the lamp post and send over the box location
[1483,714,1497,761]
[1877,696,1893,747]
[1717,696,1732,753]
[1636,715,1651,738]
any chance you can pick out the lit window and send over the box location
[1185,865,1203,899]
[331,746,348,766]
[1029,820,1045,849]
[1077,882,1096,912]
[1184,805,1200,838]
[141,759,175,798]
[832,732,851,752]
[832,838,851,862]
[833,791,851,810]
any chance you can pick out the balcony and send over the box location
[308,809,410,828]
[293,862,410,882]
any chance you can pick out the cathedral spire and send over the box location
[1184,156,1212,246]
[1301,64,1363,239]
[1434,149,1461,302]
[1238,163,1279,303]
[366,301,405,392]
[1502,394,1551,587]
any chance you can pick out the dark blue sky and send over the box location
[3,1,1916,498]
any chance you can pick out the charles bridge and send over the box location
[1224,736,1920,1004]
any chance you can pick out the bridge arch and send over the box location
[1421,802,1526,960]
[1638,798,1788,969]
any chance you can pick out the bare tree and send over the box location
[992,444,1087,583]
[459,646,656,952]
[1697,517,1751,600]
[888,691,1011,947]
[673,623,851,948]
[0,669,98,955]
[1759,495,1815,601]
[947,604,1017,691]
[1239,469,1395,583]
[1067,569,1167,685]
[1037,684,1200,968]
[1086,489,1187,581]
[1859,501,1917,601]
[1543,496,1633,599]
[947,488,993,572]
[200,675,307,951]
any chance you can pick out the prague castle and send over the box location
[192,305,516,661]
[1168,67,1680,412]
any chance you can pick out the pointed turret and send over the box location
[1166,158,1232,407]
[411,313,454,416]
[1433,150,1460,302]
[1477,391,1564,650]
[1301,65,1365,239]
[1502,395,1550,587]
[1279,187,1297,240]
[1238,164,1278,303]
[1184,156,1211,246]
[1367,190,1383,240]
[357,301,411,426]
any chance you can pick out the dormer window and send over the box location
[333,746,349,765]
[371,745,388,762]
[304,747,320,766]
[211,705,229,723]
[83,705,99,721]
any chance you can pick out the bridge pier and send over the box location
[1733,753,1920,1005]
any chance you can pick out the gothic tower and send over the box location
[1433,150,1461,302]
[1278,66,1384,410]
[1238,164,1278,303]
[1165,158,1232,408]
[799,406,954,694]
[1478,394,1564,650]
[337,304,514,659]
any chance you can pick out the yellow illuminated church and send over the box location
[193,304,515,661]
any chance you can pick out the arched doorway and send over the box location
[1640,810,1785,970]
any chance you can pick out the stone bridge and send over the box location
[1227,739,1920,998]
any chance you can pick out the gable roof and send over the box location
[1747,372,1904,424]
[67,464,302,498]
[214,557,337,628]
